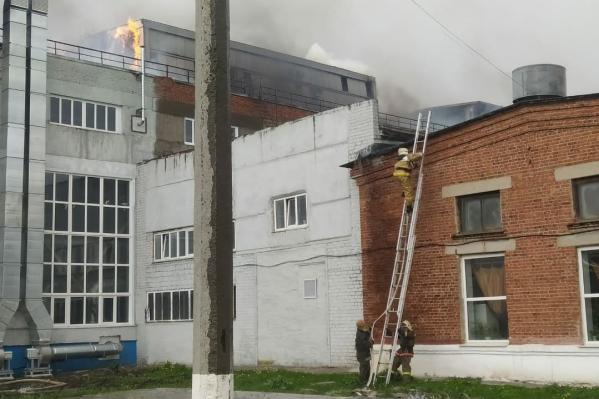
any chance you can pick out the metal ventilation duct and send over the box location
[512,64,567,103]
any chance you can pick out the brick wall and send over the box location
[352,95,599,345]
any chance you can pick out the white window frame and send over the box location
[303,278,318,299]
[460,253,508,343]
[49,95,121,134]
[573,176,599,222]
[184,117,195,145]
[146,289,194,322]
[42,173,134,328]
[579,246,599,344]
[153,227,194,262]
[231,125,239,139]
[273,193,308,232]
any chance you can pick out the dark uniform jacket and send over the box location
[355,328,373,362]
[398,325,416,355]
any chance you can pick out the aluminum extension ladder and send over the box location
[368,111,432,387]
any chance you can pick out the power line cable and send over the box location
[408,0,523,89]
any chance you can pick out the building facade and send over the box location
[351,94,599,384]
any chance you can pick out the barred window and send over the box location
[43,173,131,326]
[147,290,194,322]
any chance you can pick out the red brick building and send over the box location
[351,94,599,383]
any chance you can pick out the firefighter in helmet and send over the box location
[393,147,423,212]
[391,320,416,380]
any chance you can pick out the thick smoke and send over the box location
[22,1,599,114]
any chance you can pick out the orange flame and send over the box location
[114,18,142,59]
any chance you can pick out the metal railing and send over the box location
[44,39,447,136]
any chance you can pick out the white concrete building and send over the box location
[135,101,382,367]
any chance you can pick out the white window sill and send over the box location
[153,255,194,264]
[52,323,136,329]
[146,320,193,324]
[274,224,309,233]
[580,342,599,348]
[460,340,509,348]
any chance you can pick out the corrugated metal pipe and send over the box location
[37,342,122,366]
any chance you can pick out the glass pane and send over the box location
[103,266,115,293]
[117,297,129,323]
[117,208,129,234]
[107,107,116,132]
[286,197,297,226]
[154,235,161,260]
[148,293,154,321]
[582,250,599,295]
[72,176,85,203]
[86,237,100,263]
[162,292,171,321]
[460,197,482,234]
[190,290,193,318]
[118,180,130,206]
[86,266,99,293]
[103,298,114,322]
[103,179,116,205]
[188,231,194,255]
[464,257,505,298]
[87,206,100,233]
[73,101,83,126]
[297,195,307,225]
[275,199,285,229]
[180,290,189,319]
[155,293,163,321]
[170,232,178,258]
[54,298,66,324]
[50,97,60,123]
[61,99,72,125]
[467,300,508,340]
[185,119,194,143]
[54,235,68,263]
[103,207,115,233]
[482,196,501,230]
[86,102,95,128]
[179,231,186,257]
[54,204,68,231]
[72,205,85,232]
[87,177,100,204]
[71,236,85,263]
[585,298,599,341]
[579,180,599,220]
[55,174,69,202]
[117,266,129,293]
[70,265,84,293]
[43,234,52,262]
[103,237,115,264]
[117,238,129,264]
[70,297,84,324]
[96,105,106,130]
[162,234,169,259]
[172,291,180,320]
[86,297,99,324]
[44,202,53,230]
[42,264,51,293]
[45,173,53,201]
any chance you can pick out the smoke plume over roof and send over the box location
[24,1,599,114]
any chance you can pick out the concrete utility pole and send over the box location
[192,0,233,398]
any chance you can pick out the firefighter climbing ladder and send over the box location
[368,111,432,387]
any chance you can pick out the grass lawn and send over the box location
[1,365,599,398]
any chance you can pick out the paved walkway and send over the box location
[78,390,362,399]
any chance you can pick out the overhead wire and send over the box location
[408,0,523,89]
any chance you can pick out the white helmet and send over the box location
[397,147,409,157]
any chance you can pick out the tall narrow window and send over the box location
[184,118,195,145]
[580,248,599,342]
[42,173,132,326]
[462,255,508,341]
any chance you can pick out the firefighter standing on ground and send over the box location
[355,320,373,386]
[391,320,416,379]
[393,148,423,212]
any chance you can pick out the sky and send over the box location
[41,0,599,114]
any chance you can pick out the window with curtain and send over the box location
[463,255,508,341]
[458,192,502,234]
[574,177,599,221]
[580,248,599,342]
